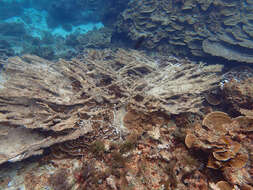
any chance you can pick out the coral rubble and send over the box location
[116,0,253,63]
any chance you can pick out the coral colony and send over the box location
[0,0,253,190]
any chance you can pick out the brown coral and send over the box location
[221,68,253,117]
[216,181,233,190]
[185,111,253,188]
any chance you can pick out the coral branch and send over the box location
[0,48,223,164]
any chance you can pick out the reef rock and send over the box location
[116,0,253,63]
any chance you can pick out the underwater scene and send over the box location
[0,0,253,189]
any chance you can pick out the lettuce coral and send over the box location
[185,111,253,188]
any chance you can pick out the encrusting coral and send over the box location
[185,111,253,189]
[0,48,222,164]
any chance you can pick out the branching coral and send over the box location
[131,61,223,113]
[0,48,222,164]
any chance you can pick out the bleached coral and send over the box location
[133,62,223,113]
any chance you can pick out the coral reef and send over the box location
[1,100,252,189]
[48,169,72,190]
[74,27,113,49]
[0,105,212,190]
[0,48,222,165]
[221,67,253,117]
[185,111,253,189]
[47,106,207,189]
[4,1,253,190]
[116,0,253,63]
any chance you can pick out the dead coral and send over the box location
[36,106,209,190]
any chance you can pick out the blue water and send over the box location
[0,0,113,59]
[0,0,103,38]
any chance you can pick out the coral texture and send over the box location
[221,67,253,117]
[0,107,208,190]
[76,27,113,49]
[116,0,253,63]
[0,48,222,164]
[185,111,253,188]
